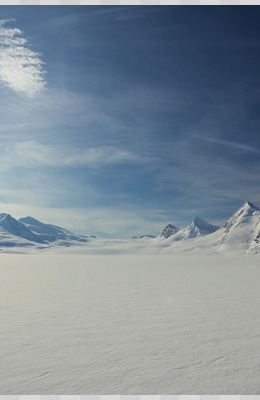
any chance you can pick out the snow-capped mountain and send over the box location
[165,217,219,242]
[0,213,44,244]
[158,224,179,239]
[159,201,260,254]
[19,216,90,244]
[211,201,260,253]
[153,202,260,254]
[139,235,156,239]
[0,201,259,254]
[131,234,156,239]
[0,214,94,248]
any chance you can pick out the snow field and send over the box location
[0,255,259,394]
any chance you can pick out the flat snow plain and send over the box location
[0,253,259,394]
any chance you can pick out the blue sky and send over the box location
[0,6,259,238]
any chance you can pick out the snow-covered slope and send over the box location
[0,213,93,248]
[248,224,260,254]
[212,201,260,253]
[158,224,179,239]
[166,216,219,242]
[150,202,259,255]
[0,213,45,245]
[161,201,260,255]
[19,216,91,244]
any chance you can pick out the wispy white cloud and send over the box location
[0,19,46,97]
[0,141,142,170]
[194,134,260,155]
[0,85,127,138]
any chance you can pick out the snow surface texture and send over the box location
[0,397,253,400]
[0,397,254,400]
[0,201,259,255]
[0,255,259,394]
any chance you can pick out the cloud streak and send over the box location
[194,134,260,155]
[0,19,46,97]
[0,141,142,170]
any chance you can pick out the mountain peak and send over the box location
[158,223,179,239]
[193,216,207,227]
[191,216,219,232]
[19,216,45,227]
[221,201,259,233]
[20,215,89,244]
[0,213,45,244]
[165,223,178,230]
[242,201,259,210]
[0,213,11,220]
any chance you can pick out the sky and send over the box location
[0,6,259,238]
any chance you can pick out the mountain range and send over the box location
[0,201,259,254]
[0,213,94,248]
[158,217,219,241]
[156,201,260,254]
